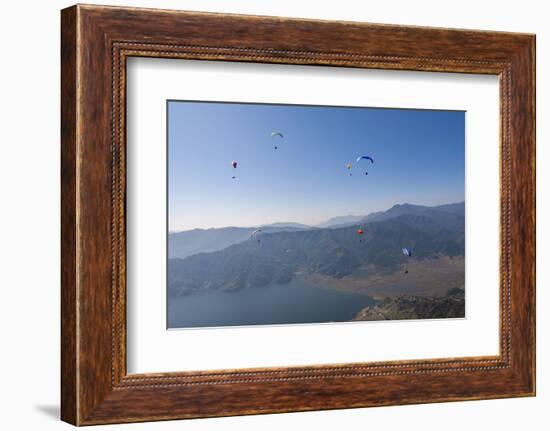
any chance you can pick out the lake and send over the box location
[167,277,375,329]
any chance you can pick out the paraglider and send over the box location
[270,131,283,149]
[250,229,262,242]
[231,160,237,179]
[356,155,374,175]
[346,163,353,176]
[357,228,364,242]
[356,155,374,163]
[402,247,412,273]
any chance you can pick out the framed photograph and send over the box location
[165,100,467,329]
[61,4,535,425]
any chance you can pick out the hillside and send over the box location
[353,287,465,321]
[169,224,311,259]
[168,204,465,296]
[169,202,464,259]
[363,202,464,225]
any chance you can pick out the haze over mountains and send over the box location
[169,202,464,259]
[168,202,465,296]
[169,224,311,260]
[317,215,365,229]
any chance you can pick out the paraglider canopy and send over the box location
[270,131,283,149]
[356,155,374,175]
[402,248,412,273]
[356,155,374,163]
[250,229,262,240]
[231,160,237,169]
[357,229,364,235]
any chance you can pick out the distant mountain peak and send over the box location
[361,201,465,229]
[260,222,312,229]
[317,214,365,228]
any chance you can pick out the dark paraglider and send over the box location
[270,131,283,149]
[250,229,262,242]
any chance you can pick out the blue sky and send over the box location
[168,101,464,231]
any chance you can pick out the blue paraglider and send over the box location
[356,155,374,164]
[356,155,374,175]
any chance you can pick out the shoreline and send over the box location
[301,256,465,300]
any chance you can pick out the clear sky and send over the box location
[168,100,465,231]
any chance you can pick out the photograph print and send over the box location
[167,100,465,329]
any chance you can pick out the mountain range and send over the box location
[169,202,464,259]
[169,224,310,260]
[317,215,364,228]
[168,202,464,296]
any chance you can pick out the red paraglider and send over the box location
[357,228,364,242]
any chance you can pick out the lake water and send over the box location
[167,277,375,329]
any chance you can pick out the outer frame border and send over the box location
[61,4,535,425]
